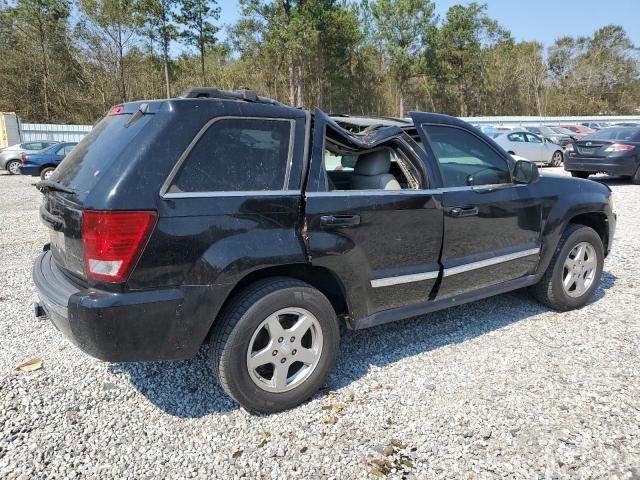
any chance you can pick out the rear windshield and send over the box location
[583,128,640,142]
[55,114,152,197]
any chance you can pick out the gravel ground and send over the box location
[0,168,639,479]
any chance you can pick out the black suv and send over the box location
[33,88,616,413]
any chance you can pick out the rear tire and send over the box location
[531,224,604,311]
[5,160,20,175]
[550,150,563,167]
[40,167,55,180]
[210,277,340,413]
[570,171,590,179]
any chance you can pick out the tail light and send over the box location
[604,143,635,152]
[565,143,574,152]
[82,210,157,282]
[108,104,125,116]
[20,155,28,164]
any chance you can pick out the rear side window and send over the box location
[168,118,292,193]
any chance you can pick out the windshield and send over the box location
[583,127,640,142]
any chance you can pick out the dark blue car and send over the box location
[19,142,77,180]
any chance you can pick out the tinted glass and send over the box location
[424,125,510,187]
[508,133,526,142]
[525,133,542,143]
[170,118,291,193]
[22,142,45,150]
[60,144,76,155]
[583,127,640,142]
[55,114,153,197]
[324,151,356,171]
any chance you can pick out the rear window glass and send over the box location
[583,128,640,142]
[168,118,292,193]
[55,114,151,196]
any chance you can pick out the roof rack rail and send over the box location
[180,87,286,107]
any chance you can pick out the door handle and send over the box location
[448,206,479,218]
[320,214,361,228]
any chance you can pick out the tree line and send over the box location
[0,0,638,124]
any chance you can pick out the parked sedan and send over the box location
[564,127,640,183]
[0,141,60,175]
[558,125,594,138]
[18,142,77,180]
[525,126,572,147]
[580,121,610,130]
[493,131,564,166]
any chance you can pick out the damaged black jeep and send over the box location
[33,88,615,413]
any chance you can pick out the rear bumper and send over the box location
[33,251,206,362]
[564,155,639,176]
[18,165,40,176]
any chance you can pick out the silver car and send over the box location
[0,141,60,174]
[493,131,564,167]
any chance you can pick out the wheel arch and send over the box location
[568,212,609,253]
[39,163,58,173]
[202,263,351,344]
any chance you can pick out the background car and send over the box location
[564,127,640,183]
[493,131,564,166]
[580,121,610,130]
[525,126,572,147]
[0,141,59,175]
[548,126,581,142]
[18,142,77,180]
[558,124,594,137]
[612,122,640,127]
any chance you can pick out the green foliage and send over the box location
[369,0,435,115]
[0,0,638,123]
[175,0,220,85]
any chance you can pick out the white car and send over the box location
[494,131,564,167]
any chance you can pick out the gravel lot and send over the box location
[1,168,639,479]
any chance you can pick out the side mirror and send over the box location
[513,159,540,184]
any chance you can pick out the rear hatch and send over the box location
[40,103,158,281]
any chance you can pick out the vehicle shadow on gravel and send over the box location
[111,271,616,417]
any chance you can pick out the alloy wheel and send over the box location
[7,161,20,175]
[246,307,324,393]
[562,242,597,298]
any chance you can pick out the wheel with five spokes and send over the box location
[550,150,563,167]
[532,224,604,311]
[211,277,340,413]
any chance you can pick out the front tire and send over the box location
[5,160,21,175]
[211,277,340,413]
[570,171,590,179]
[532,224,604,311]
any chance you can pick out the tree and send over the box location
[5,0,71,120]
[78,0,137,102]
[135,0,177,98]
[175,0,220,86]
[369,0,435,117]
[425,2,510,116]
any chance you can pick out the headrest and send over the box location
[354,150,391,176]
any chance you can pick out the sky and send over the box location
[214,0,640,47]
